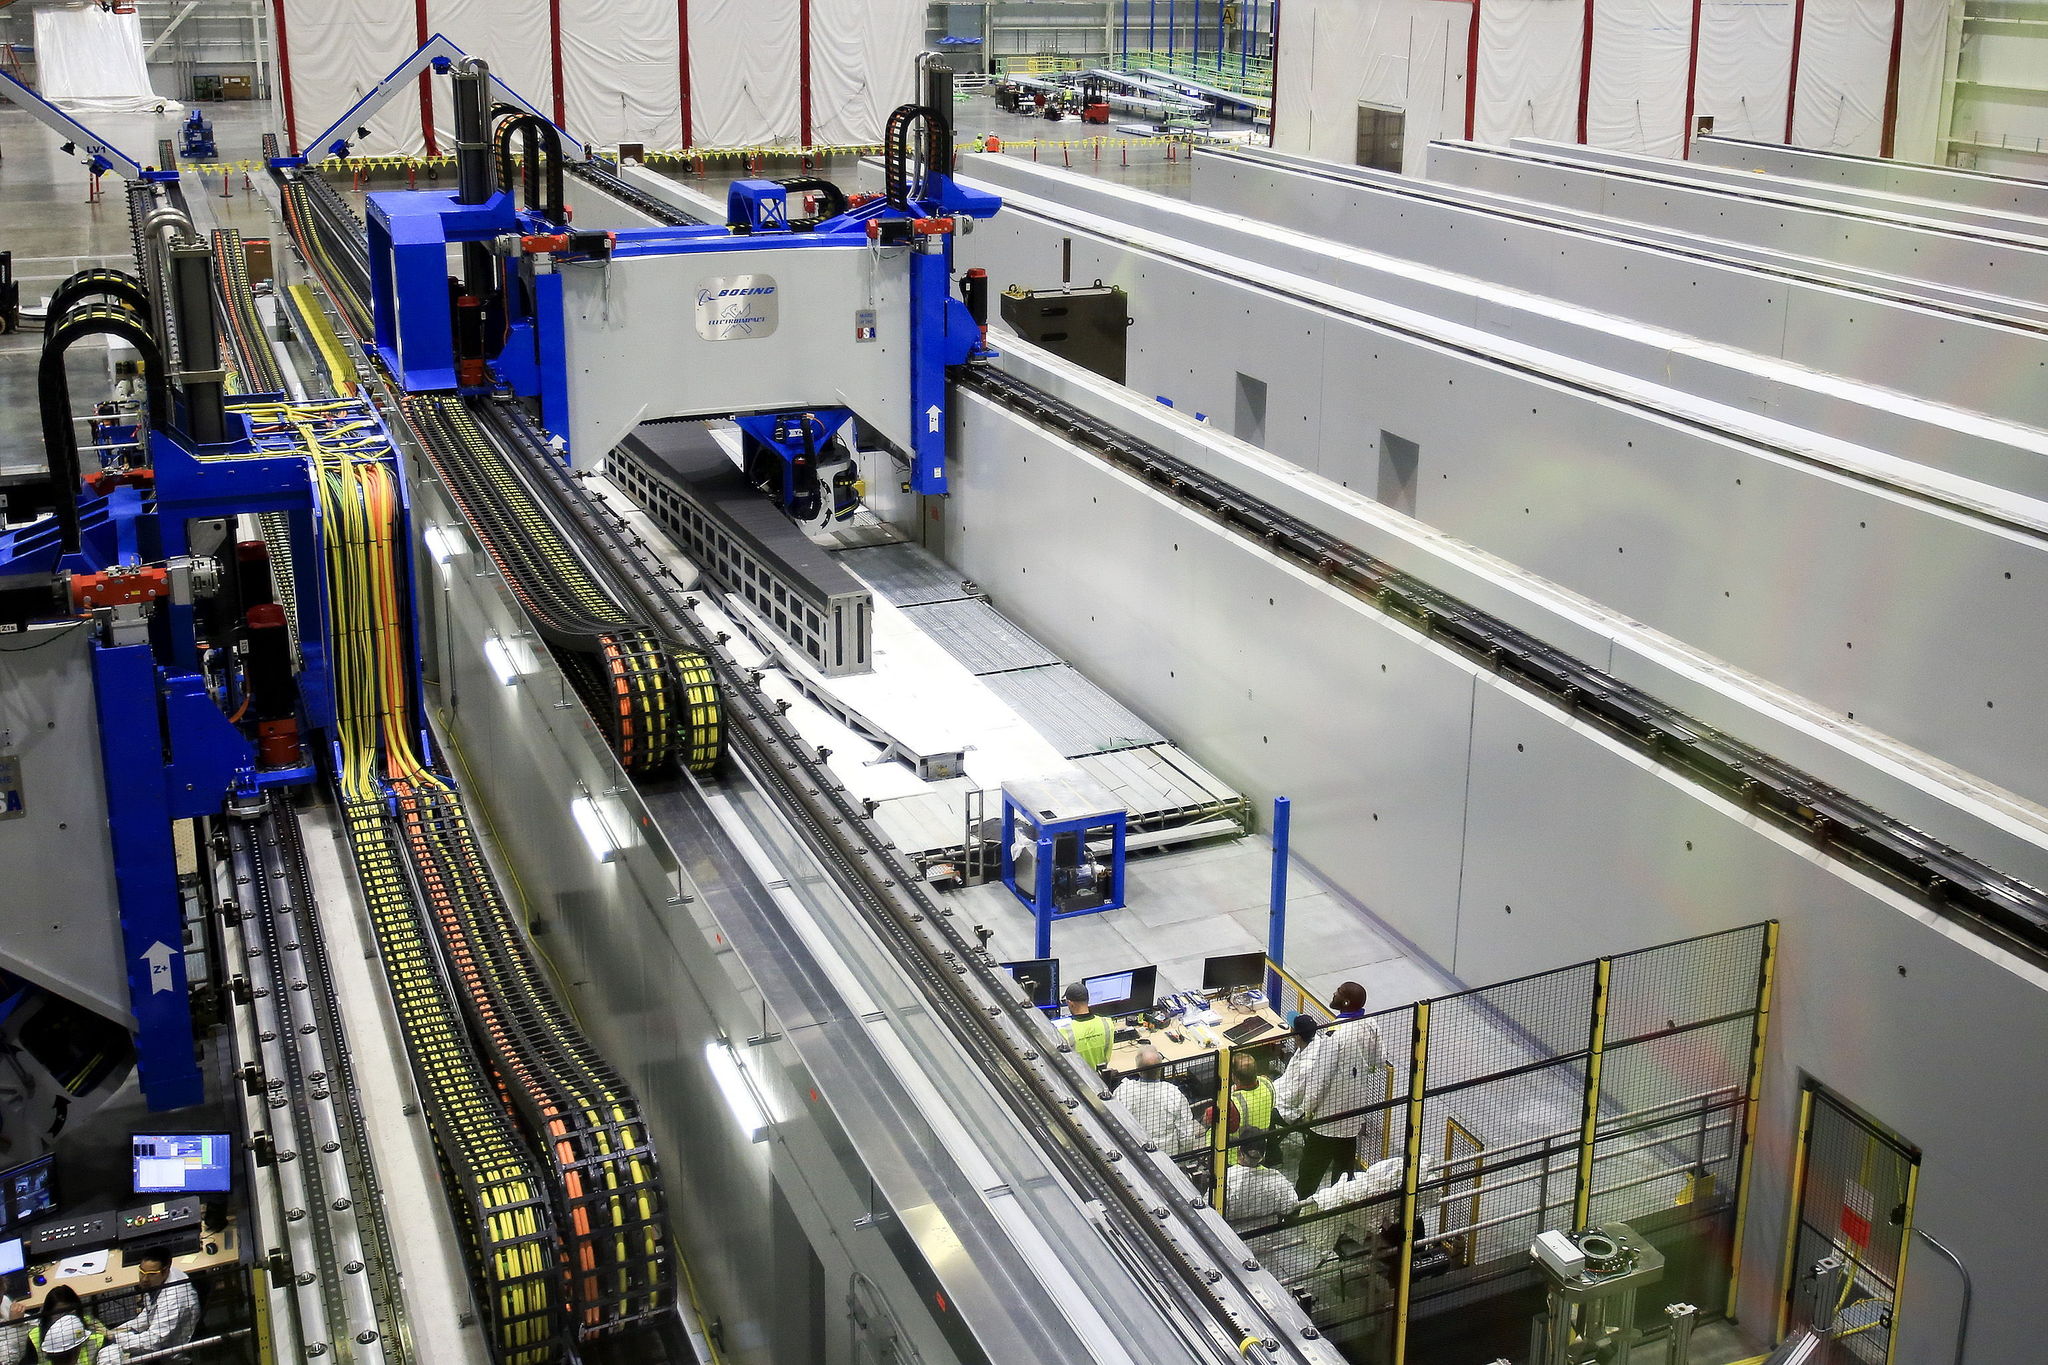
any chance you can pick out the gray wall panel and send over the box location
[951,395,1476,964]
[0,627,128,1024]
[1512,137,2048,241]
[957,181,2048,812]
[1427,141,2048,305]
[1695,135,2048,218]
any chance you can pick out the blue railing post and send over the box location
[1266,795,1290,1000]
[1034,831,1057,960]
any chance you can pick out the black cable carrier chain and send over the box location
[959,366,2048,967]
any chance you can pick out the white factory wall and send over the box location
[1272,0,1951,173]
[275,0,924,156]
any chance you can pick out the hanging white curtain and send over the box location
[1790,0,1893,153]
[561,0,682,148]
[425,0,555,153]
[1889,0,1950,162]
[282,0,423,156]
[1473,0,1584,145]
[1583,0,1691,157]
[33,7,178,114]
[690,0,801,147]
[809,0,924,147]
[1692,0,1796,144]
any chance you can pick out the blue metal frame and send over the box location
[368,153,1001,493]
[0,70,152,179]
[1267,795,1290,1000]
[2,391,409,1110]
[1000,792,1128,961]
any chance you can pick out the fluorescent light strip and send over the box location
[704,1040,771,1142]
[482,635,525,686]
[571,794,619,863]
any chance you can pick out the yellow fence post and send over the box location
[1572,957,1612,1231]
[1211,1045,1232,1214]
[1774,1087,1818,1342]
[1391,1001,1430,1365]
[1885,1161,1921,1365]
[1725,921,1780,1317]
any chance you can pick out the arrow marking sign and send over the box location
[142,940,176,994]
[925,403,942,434]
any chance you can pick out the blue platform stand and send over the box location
[1000,779,1129,961]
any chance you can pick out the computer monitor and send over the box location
[132,1134,233,1196]
[0,1238,21,1276]
[1000,958,1060,1010]
[1080,965,1157,1016]
[1203,951,1267,994]
[0,1156,56,1227]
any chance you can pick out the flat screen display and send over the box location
[0,1156,55,1227]
[0,1238,23,1276]
[132,1134,232,1195]
[1080,965,1156,1016]
[1000,958,1059,1009]
[1202,951,1267,994]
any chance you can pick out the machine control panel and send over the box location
[27,1213,115,1259]
[118,1197,201,1239]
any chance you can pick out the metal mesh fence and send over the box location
[1197,924,1774,1364]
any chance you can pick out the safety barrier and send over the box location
[1111,924,1776,1365]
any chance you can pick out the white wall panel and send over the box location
[1791,0,1893,153]
[562,0,681,149]
[810,0,922,147]
[690,0,800,147]
[282,0,422,157]
[1692,0,1794,144]
[1584,0,1691,157]
[1275,0,1468,173]
[426,0,553,153]
[1472,0,1583,145]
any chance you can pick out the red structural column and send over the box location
[678,0,692,148]
[798,0,813,146]
[1463,0,1482,141]
[1576,0,1595,142]
[1783,0,1808,141]
[1680,0,1704,156]
[549,0,567,126]
[414,0,436,155]
[271,0,299,151]
[411,0,436,155]
[1879,0,1906,156]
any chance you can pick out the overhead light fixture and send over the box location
[356,126,372,143]
[571,794,619,863]
[482,634,528,686]
[423,523,463,565]
[704,1040,770,1143]
[60,141,76,156]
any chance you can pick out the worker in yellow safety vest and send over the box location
[1206,1052,1278,1163]
[1059,981,1113,1070]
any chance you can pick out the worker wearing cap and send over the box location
[1057,981,1114,1070]
[26,1311,123,1364]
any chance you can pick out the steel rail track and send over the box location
[211,228,287,394]
[957,364,2048,967]
[562,159,705,227]
[219,797,405,1364]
